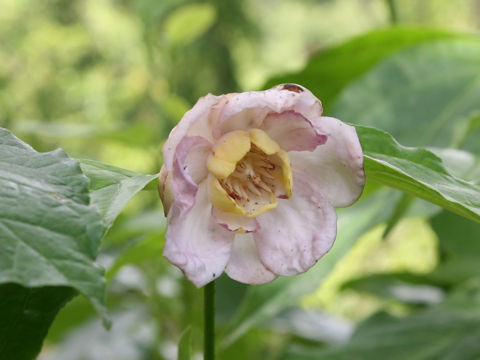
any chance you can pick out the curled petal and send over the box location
[225,234,277,284]
[260,111,327,152]
[163,94,226,171]
[158,166,173,216]
[289,116,365,207]
[213,85,323,139]
[163,182,234,287]
[254,171,337,277]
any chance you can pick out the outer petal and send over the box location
[289,116,365,208]
[163,94,227,171]
[225,233,277,284]
[213,84,323,139]
[260,111,327,152]
[254,171,337,277]
[170,136,212,217]
[163,182,234,287]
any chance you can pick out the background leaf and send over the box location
[264,27,452,109]
[333,37,480,148]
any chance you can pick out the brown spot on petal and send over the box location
[280,83,304,93]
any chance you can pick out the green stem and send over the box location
[204,280,216,360]
[385,0,398,24]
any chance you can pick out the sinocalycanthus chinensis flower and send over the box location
[159,84,365,287]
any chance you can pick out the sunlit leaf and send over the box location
[165,3,217,45]
[281,280,480,360]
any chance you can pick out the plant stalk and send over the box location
[204,280,216,360]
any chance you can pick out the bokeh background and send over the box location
[1,0,480,359]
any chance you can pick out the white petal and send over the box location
[254,171,337,277]
[225,233,277,284]
[213,85,323,139]
[163,182,234,287]
[289,116,365,208]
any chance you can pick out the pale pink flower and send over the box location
[159,84,365,287]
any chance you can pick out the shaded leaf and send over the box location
[0,284,76,360]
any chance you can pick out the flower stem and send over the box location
[204,280,216,360]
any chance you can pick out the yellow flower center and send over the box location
[207,129,292,218]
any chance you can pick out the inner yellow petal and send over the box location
[209,176,246,216]
[249,128,280,155]
[207,130,251,179]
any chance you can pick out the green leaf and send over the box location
[0,284,76,360]
[220,188,402,350]
[0,129,106,358]
[165,3,217,45]
[178,326,192,360]
[358,126,480,223]
[264,27,452,109]
[333,37,480,148]
[281,280,480,360]
[79,159,158,236]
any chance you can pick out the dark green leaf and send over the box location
[334,37,480,148]
[264,27,452,109]
[358,126,480,222]
[0,284,76,360]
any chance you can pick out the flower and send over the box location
[159,84,365,287]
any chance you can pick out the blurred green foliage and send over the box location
[1,0,480,359]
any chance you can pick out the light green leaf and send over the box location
[334,38,480,148]
[165,4,217,45]
[358,126,480,222]
[264,27,452,109]
[178,326,192,360]
[79,159,158,236]
[0,129,106,358]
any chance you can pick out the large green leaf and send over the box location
[0,129,106,359]
[281,280,480,360]
[333,37,480,148]
[264,27,452,109]
[358,126,480,222]
[79,159,158,236]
